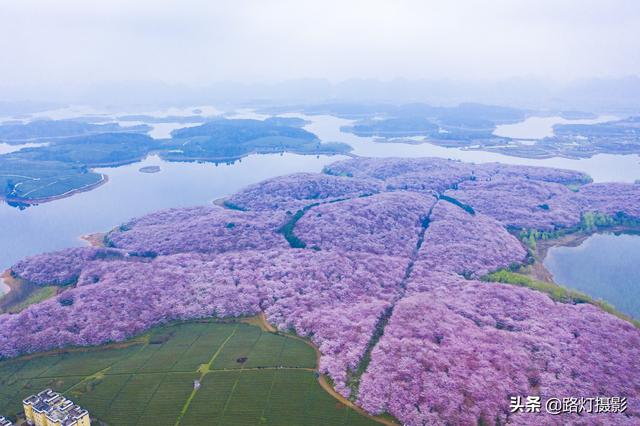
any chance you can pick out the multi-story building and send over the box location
[22,389,90,426]
[0,416,13,426]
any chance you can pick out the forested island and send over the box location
[162,117,347,161]
[323,103,640,159]
[1,157,639,425]
[0,119,150,143]
[0,117,349,204]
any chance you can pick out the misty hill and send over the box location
[338,102,522,141]
[265,102,525,124]
[345,117,439,137]
[11,133,158,166]
[553,116,640,137]
[15,77,640,114]
[0,119,150,143]
[116,114,208,124]
[164,118,349,161]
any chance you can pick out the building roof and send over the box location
[23,389,88,425]
[0,416,13,426]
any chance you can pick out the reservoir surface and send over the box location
[1,110,640,298]
[544,233,640,319]
[0,152,345,287]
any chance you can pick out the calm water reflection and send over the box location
[544,233,640,319]
[0,153,346,278]
[493,115,617,139]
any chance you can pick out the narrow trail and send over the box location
[397,200,438,298]
[346,199,439,402]
[253,313,399,426]
[174,324,238,426]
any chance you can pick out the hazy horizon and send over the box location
[2,1,640,110]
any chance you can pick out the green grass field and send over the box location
[0,320,376,425]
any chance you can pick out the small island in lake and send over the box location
[139,165,161,173]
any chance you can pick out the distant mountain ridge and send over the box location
[2,76,640,113]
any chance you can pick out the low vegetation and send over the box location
[0,320,376,425]
[0,277,62,315]
[3,286,57,314]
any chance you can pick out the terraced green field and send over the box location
[0,320,376,425]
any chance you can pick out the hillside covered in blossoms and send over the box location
[2,157,640,425]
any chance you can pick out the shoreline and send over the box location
[0,269,34,313]
[0,270,64,315]
[159,147,354,164]
[0,173,109,206]
[368,134,640,161]
[529,232,590,282]
[80,232,106,248]
[529,226,640,283]
[0,149,354,207]
[212,197,227,208]
[0,270,18,298]
[0,274,9,296]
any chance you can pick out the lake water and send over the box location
[1,109,640,298]
[493,115,617,140]
[544,233,640,319]
[0,153,346,289]
[295,114,640,183]
[0,142,48,155]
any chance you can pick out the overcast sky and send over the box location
[1,0,639,88]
